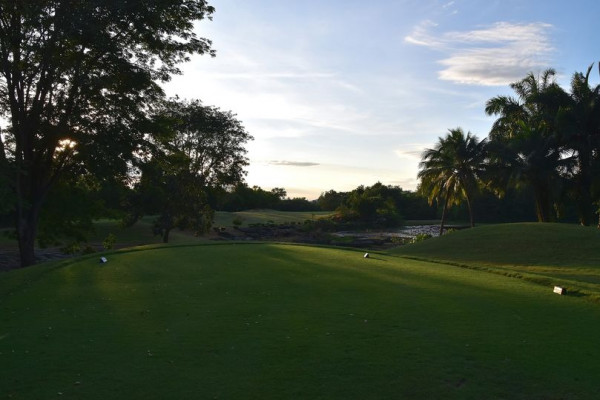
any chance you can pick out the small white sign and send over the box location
[553,286,564,295]
[100,257,108,264]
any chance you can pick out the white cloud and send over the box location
[404,20,442,48]
[405,21,554,86]
[269,160,320,167]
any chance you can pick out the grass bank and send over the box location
[392,222,600,299]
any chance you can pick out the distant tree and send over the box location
[133,99,252,243]
[216,184,282,211]
[278,197,320,212]
[271,188,287,201]
[337,182,403,228]
[317,190,347,211]
[418,128,487,234]
[0,0,215,266]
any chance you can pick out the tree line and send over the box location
[419,65,600,233]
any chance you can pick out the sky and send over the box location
[164,0,600,200]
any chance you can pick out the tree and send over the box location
[485,69,573,222]
[556,63,600,225]
[133,99,252,243]
[335,183,405,228]
[485,122,568,222]
[317,190,347,211]
[0,0,215,266]
[418,128,487,235]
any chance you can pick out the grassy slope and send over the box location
[393,222,600,298]
[94,210,331,244]
[2,242,600,399]
[213,209,331,227]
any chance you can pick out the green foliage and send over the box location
[333,182,410,228]
[412,233,433,243]
[102,233,117,250]
[484,66,600,225]
[418,128,487,232]
[37,176,104,249]
[232,216,244,227]
[59,241,81,255]
[317,189,347,211]
[0,0,216,266]
[216,184,320,212]
[130,98,252,243]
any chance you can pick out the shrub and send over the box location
[232,216,244,227]
[103,233,117,250]
[412,233,432,243]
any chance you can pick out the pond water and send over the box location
[333,225,442,239]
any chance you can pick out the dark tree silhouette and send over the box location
[0,1,215,266]
[418,128,487,234]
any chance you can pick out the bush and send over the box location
[103,233,117,250]
[232,216,244,227]
[412,233,432,243]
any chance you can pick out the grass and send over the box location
[88,210,332,246]
[2,238,600,399]
[213,209,332,227]
[0,210,330,250]
[91,217,208,247]
[392,222,600,298]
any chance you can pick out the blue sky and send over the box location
[165,0,600,199]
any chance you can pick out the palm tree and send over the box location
[485,122,569,222]
[485,69,572,222]
[418,128,487,235]
[556,63,600,225]
[485,69,568,141]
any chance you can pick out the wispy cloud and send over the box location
[404,20,442,48]
[405,21,554,86]
[269,160,320,167]
[394,143,430,161]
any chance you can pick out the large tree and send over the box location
[133,99,252,243]
[418,128,487,234]
[485,69,574,222]
[557,64,600,225]
[0,1,215,266]
[485,122,568,222]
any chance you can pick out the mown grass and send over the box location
[392,222,600,298]
[213,209,332,227]
[92,210,331,246]
[2,242,600,399]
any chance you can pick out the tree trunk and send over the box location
[439,192,450,236]
[576,143,594,226]
[162,228,171,243]
[465,193,474,227]
[576,173,593,226]
[16,204,42,268]
[533,184,551,222]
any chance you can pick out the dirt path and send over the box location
[0,248,76,271]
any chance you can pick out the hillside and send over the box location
[393,222,600,298]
